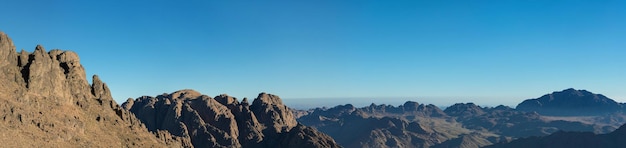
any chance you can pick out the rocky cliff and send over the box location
[0,32,180,147]
[123,90,340,148]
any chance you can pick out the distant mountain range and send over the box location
[295,88,626,148]
[1,31,625,147]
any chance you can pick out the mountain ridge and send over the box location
[516,88,622,116]
[295,88,625,148]
[123,89,340,148]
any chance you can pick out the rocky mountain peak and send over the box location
[126,91,339,148]
[0,31,179,147]
[402,101,420,109]
[516,88,621,116]
[444,103,485,117]
[0,32,17,67]
[169,89,202,100]
[251,92,298,133]
[214,94,239,106]
[253,92,285,106]
[555,88,596,98]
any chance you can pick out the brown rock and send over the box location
[0,31,180,147]
[125,90,341,148]
[251,92,298,133]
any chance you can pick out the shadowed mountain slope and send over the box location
[516,88,622,116]
[123,90,340,148]
[484,123,626,148]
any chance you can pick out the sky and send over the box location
[1,0,625,108]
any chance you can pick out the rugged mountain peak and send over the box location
[493,105,513,111]
[444,103,485,117]
[0,32,21,96]
[126,91,339,148]
[241,97,250,105]
[170,89,201,100]
[516,88,621,116]
[251,92,298,133]
[0,31,178,147]
[91,75,109,98]
[34,44,46,54]
[214,94,239,106]
[0,32,17,66]
[253,92,286,106]
[403,101,420,109]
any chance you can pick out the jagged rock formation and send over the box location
[0,32,179,147]
[484,123,626,148]
[123,90,340,148]
[516,88,622,116]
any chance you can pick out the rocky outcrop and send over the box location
[124,90,340,148]
[250,93,298,133]
[516,88,622,116]
[0,32,179,147]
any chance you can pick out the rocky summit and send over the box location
[123,90,340,148]
[0,32,181,147]
[516,88,622,116]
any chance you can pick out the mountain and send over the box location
[484,123,626,148]
[123,90,340,148]
[298,100,618,148]
[0,32,180,147]
[361,101,448,118]
[300,110,448,148]
[516,88,622,116]
[298,102,483,148]
[445,103,609,137]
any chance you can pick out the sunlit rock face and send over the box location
[0,31,181,147]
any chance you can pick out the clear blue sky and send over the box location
[1,0,625,107]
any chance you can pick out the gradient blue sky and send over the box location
[1,1,625,107]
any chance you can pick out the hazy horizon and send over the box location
[282,96,521,110]
[2,1,625,105]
